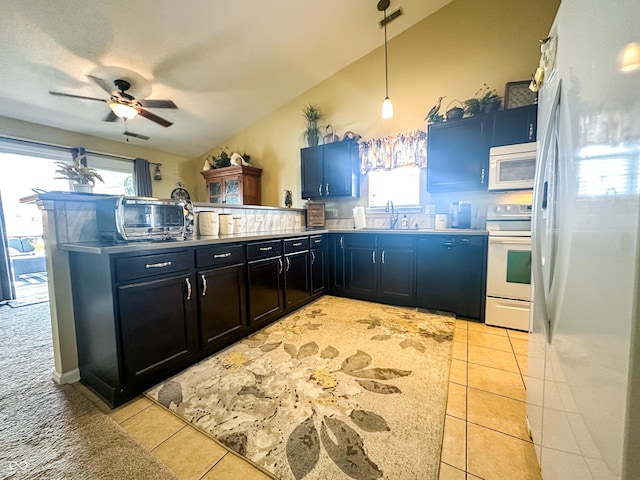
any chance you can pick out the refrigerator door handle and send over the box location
[532,79,562,343]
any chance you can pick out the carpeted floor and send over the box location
[146,296,455,480]
[0,302,177,480]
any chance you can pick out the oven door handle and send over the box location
[489,237,531,245]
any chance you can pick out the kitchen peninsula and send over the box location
[39,192,487,407]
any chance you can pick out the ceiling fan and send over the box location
[49,76,178,139]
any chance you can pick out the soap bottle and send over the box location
[400,214,409,229]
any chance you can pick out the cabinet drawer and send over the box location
[196,244,244,269]
[284,237,309,254]
[115,250,193,283]
[378,235,415,249]
[247,240,282,261]
[309,235,326,249]
[345,234,375,249]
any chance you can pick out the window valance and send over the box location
[359,130,426,175]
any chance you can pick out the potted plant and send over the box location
[464,84,503,116]
[54,155,104,193]
[205,147,251,169]
[301,103,323,147]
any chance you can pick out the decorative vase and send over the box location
[306,131,319,147]
[72,183,93,193]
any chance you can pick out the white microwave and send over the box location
[488,142,537,191]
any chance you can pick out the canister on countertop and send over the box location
[199,211,219,236]
[435,214,448,230]
[233,216,245,233]
[219,213,234,235]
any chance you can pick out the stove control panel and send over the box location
[487,203,532,220]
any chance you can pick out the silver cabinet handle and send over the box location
[372,250,376,264]
[339,236,344,249]
[201,274,207,296]
[286,257,290,272]
[480,168,485,184]
[293,242,303,247]
[185,277,192,301]
[314,239,322,244]
[259,246,273,252]
[145,261,172,269]
[214,252,231,258]
[318,184,322,195]
[278,258,283,274]
[325,183,329,195]
[528,123,534,140]
[382,250,385,264]
[311,251,316,264]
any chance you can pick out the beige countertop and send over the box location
[59,227,487,255]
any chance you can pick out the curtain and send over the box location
[359,130,427,174]
[133,158,152,197]
[0,191,16,301]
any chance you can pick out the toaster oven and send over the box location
[97,196,194,242]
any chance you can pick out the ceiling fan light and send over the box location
[381,97,394,119]
[109,102,138,120]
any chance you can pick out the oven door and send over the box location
[486,235,532,301]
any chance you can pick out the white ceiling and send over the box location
[0,0,451,158]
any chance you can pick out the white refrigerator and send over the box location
[527,0,640,479]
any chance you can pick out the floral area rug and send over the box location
[145,296,455,480]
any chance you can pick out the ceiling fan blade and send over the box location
[123,131,150,140]
[104,110,118,122]
[138,99,178,109]
[49,91,107,102]
[87,75,114,95]
[137,108,173,127]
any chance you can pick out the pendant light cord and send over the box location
[384,9,389,98]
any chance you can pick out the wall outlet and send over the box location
[255,215,264,222]
[424,204,436,214]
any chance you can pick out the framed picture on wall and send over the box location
[504,81,537,109]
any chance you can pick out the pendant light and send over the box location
[378,0,393,119]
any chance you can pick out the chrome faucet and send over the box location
[385,200,399,229]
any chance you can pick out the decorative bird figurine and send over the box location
[424,96,446,121]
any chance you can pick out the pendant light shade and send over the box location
[379,1,393,119]
[381,97,394,119]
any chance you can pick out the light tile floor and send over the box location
[75,319,542,480]
[439,319,541,480]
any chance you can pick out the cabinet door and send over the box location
[118,274,197,386]
[492,105,537,147]
[284,251,310,309]
[310,247,326,296]
[208,180,223,204]
[223,176,241,205]
[323,141,355,197]
[346,247,377,299]
[427,117,490,192]
[416,237,458,313]
[378,247,415,305]
[301,146,324,198]
[198,264,246,352]
[247,257,284,328]
[328,234,346,295]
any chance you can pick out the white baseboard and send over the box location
[52,368,80,384]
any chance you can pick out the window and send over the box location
[368,165,421,208]
[85,153,134,195]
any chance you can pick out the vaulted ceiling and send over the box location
[0,0,452,157]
